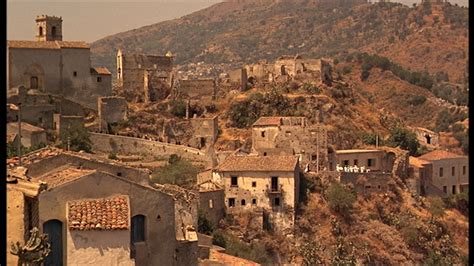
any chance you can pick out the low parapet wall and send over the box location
[90,133,211,167]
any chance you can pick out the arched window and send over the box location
[52,26,57,37]
[43,219,63,266]
[30,76,38,90]
[39,27,44,36]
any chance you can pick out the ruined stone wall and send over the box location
[190,117,218,149]
[177,79,216,100]
[335,151,390,172]
[98,96,128,126]
[89,133,212,168]
[53,114,84,135]
[199,190,225,227]
[409,127,440,148]
[340,172,393,194]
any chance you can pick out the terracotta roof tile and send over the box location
[209,250,260,266]
[34,166,95,188]
[57,41,89,49]
[252,117,282,127]
[91,67,111,75]
[409,156,431,168]
[216,155,298,172]
[68,195,129,231]
[418,150,466,161]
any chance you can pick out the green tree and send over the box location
[60,123,92,152]
[151,156,199,188]
[387,127,420,155]
[427,196,445,218]
[326,182,356,215]
[169,99,187,118]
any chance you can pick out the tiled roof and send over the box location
[8,40,89,49]
[209,249,260,266]
[68,195,129,230]
[252,117,282,127]
[409,156,431,168]
[91,67,111,75]
[216,155,298,172]
[34,166,95,188]
[7,122,45,133]
[418,150,466,161]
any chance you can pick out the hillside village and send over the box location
[6,0,469,265]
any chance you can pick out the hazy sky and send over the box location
[8,0,467,43]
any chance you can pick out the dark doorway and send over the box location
[200,137,206,148]
[52,26,57,37]
[30,76,39,90]
[425,134,431,144]
[271,176,278,191]
[281,65,287,75]
[43,219,63,266]
[131,215,146,259]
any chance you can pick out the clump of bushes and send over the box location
[151,154,200,188]
[386,127,420,156]
[326,182,356,215]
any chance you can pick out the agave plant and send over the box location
[10,227,51,266]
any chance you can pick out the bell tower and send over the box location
[35,15,63,41]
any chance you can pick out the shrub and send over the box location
[443,192,468,216]
[427,196,445,218]
[451,123,465,133]
[108,152,118,160]
[198,210,214,234]
[301,240,324,265]
[7,142,46,158]
[387,127,420,156]
[60,123,92,152]
[151,156,199,188]
[212,230,272,264]
[169,99,187,117]
[326,182,356,214]
[362,132,380,146]
[407,95,427,106]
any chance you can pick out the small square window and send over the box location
[367,159,375,167]
[463,166,466,175]
[354,159,358,166]
[252,181,257,187]
[97,76,102,82]
[452,185,456,195]
[73,71,77,77]
[252,199,257,205]
[439,167,444,177]
[452,167,455,176]
[241,199,246,206]
[343,160,349,166]
[231,176,238,187]
[261,131,266,137]
[443,186,447,194]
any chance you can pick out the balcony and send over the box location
[266,184,283,194]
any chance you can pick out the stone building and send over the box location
[7,122,47,147]
[7,15,112,110]
[334,149,396,173]
[174,79,216,101]
[6,147,199,266]
[251,116,328,172]
[98,96,128,131]
[244,55,333,86]
[409,150,468,197]
[53,114,85,135]
[116,49,174,103]
[214,155,300,231]
[196,179,225,228]
[190,115,219,149]
[408,126,440,148]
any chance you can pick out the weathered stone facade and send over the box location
[214,155,300,232]
[7,122,47,147]
[252,117,328,172]
[98,96,128,131]
[408,126,440,148]
[190,116,219,149]
[175,79,216,101]
[117,49,173,103]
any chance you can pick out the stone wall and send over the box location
[7,189,26,266]
[190,116,218,149]
[177,79,216,100]
[98,96,128,129]
[90,133,212,167]
[340,172,393,194]
[199,189,225,227]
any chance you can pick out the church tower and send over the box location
[35,15,63,41]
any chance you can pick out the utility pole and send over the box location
[17,103,22,166]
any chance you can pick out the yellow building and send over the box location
[215,155,300,231]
